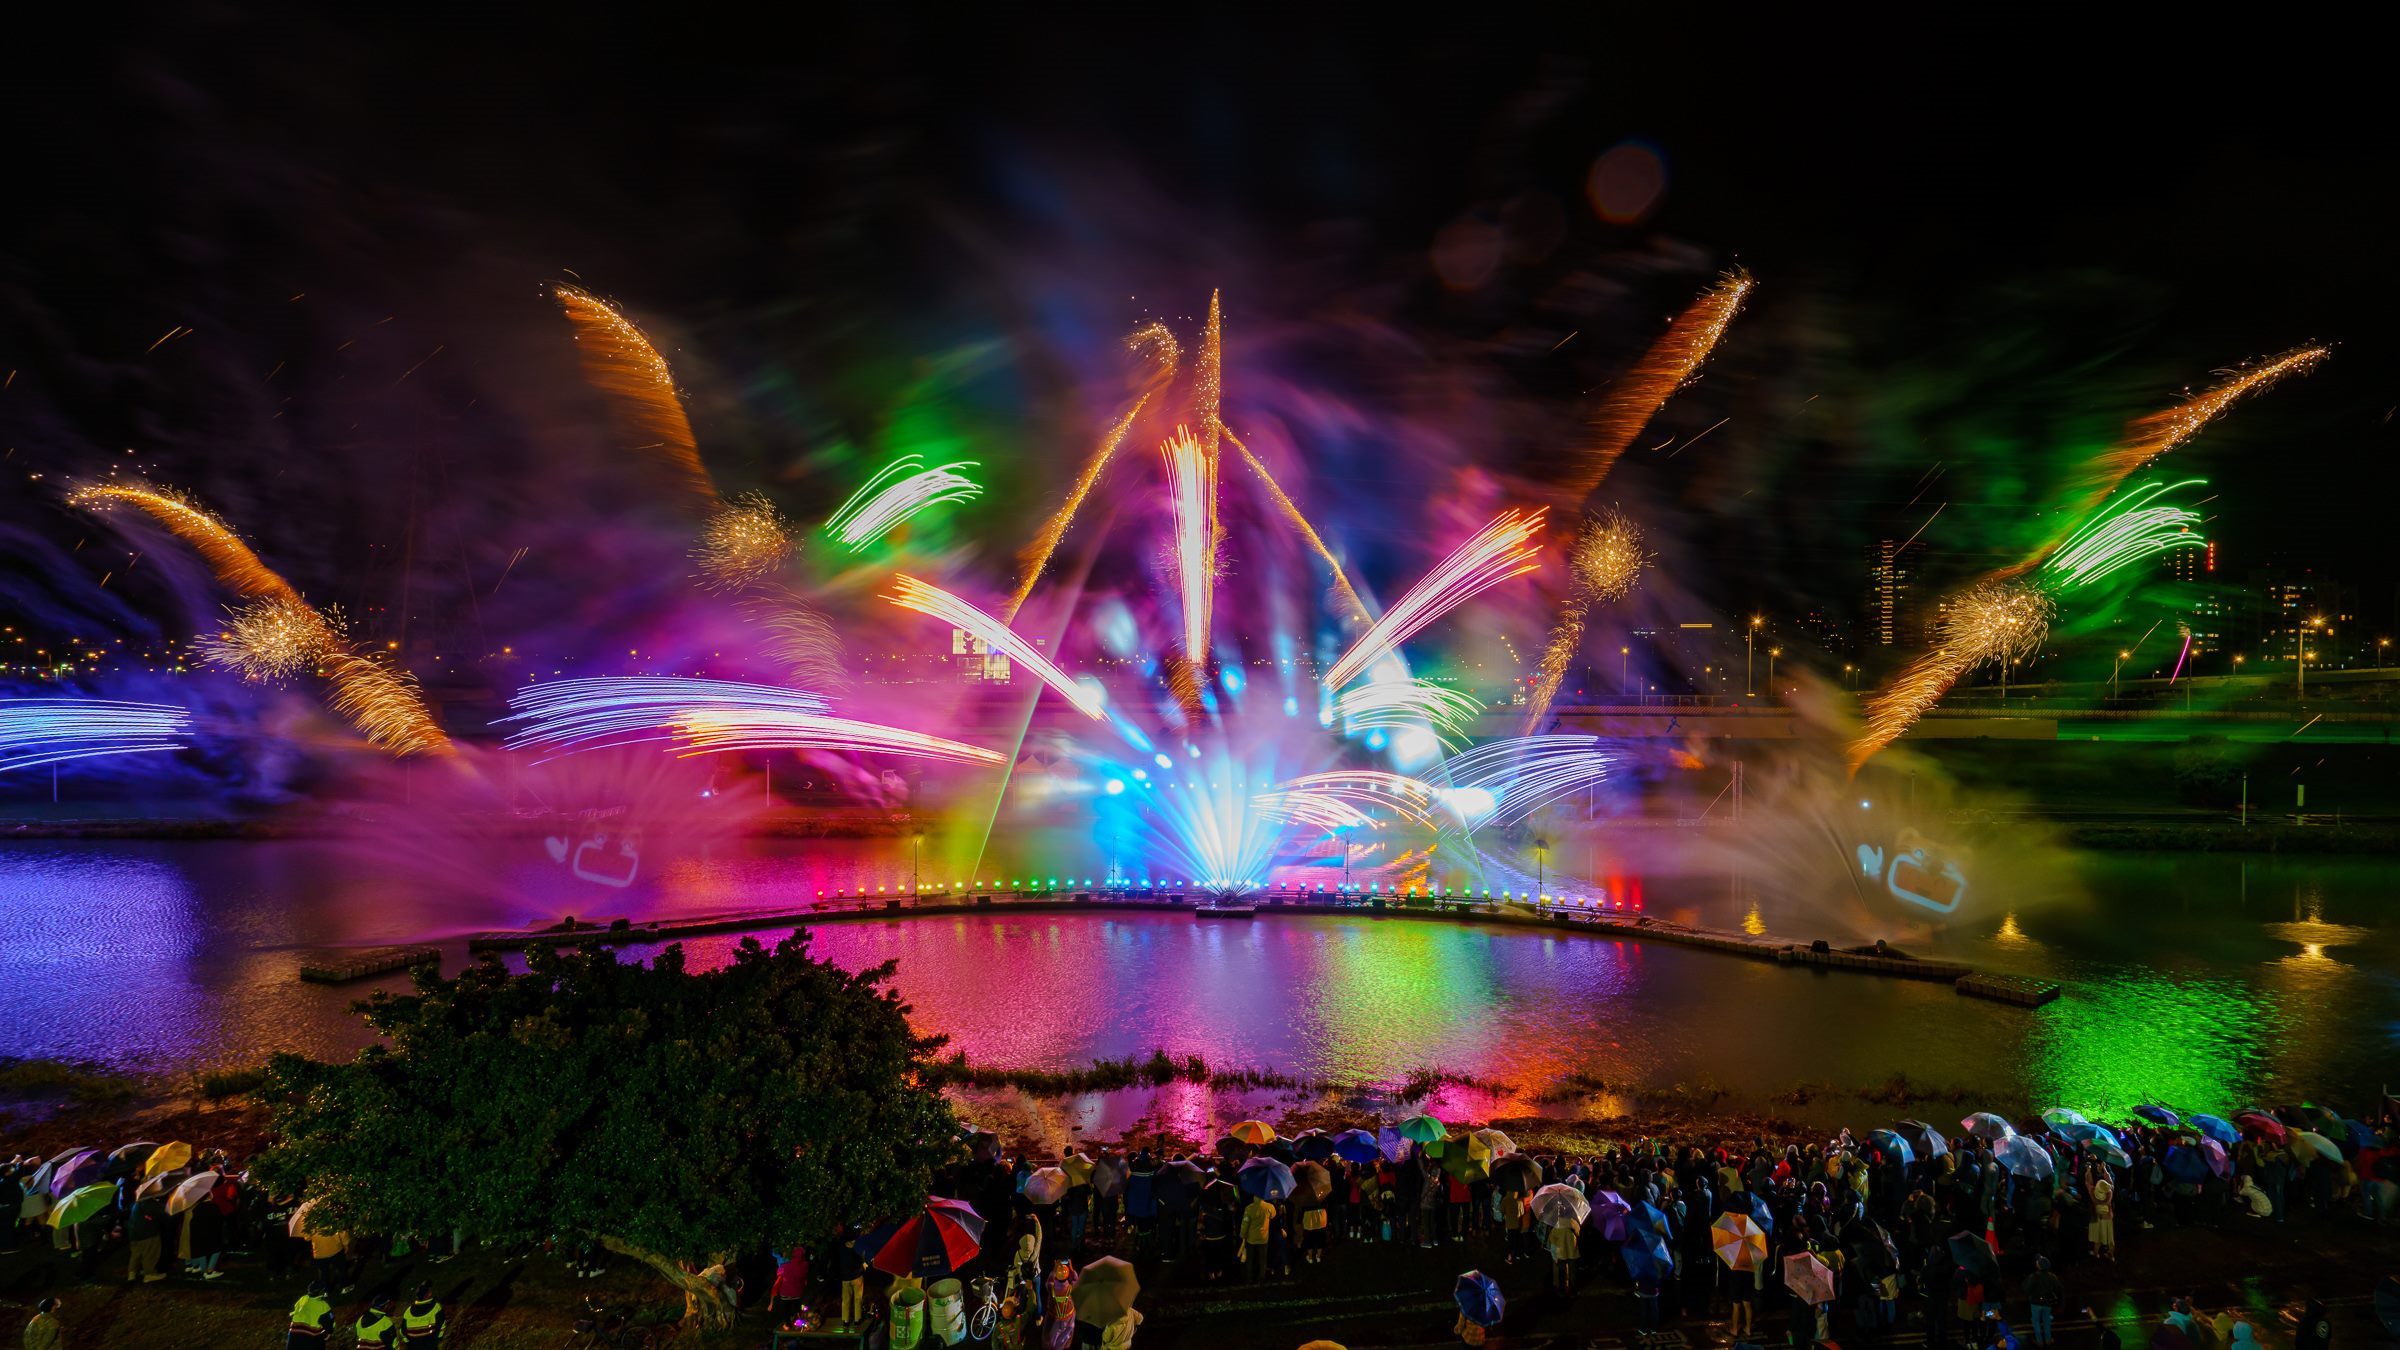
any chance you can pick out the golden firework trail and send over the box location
[735,585,850,694]
[1846,580,2052,775]
[552,283,715,502]
[1161,425,1218,666]
[71,482,453,757]
[204,596,341,683]
[1225,430,1370,626]
[691,492,793,592]
[1191,290,1226,626]
[1561,267,1753,501]
[2070,346,2327,516]
[1523,507,1650,728]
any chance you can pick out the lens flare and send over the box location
[824,456,984,553]
[1525,507,1651,726]
[204,597,341,683]
[884,574,1106,720]
[0,698,192,773]
[1324,508,1546,690]
[1562,268,1753,499]
[551,283,714,501]
[693,492,793,591]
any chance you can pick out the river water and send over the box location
[2,835,2392,1142]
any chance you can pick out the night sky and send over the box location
[6,15,2396,660]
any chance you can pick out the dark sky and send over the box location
[7,13,2397,649]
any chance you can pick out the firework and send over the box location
[692,492,793,591]
[1127,320,1181,373]
[2074,346,2327,511]
[2041,478,2208,591]
[1226,431,1370,625]
[1440,735,1613,826]
[1847,645,1975,776]
[1323,508,1547,690]
[1255,769,1444,830]
[1563,268,1754,499]
[552,283,714,500]
[736,585,851,693]
[1846,580,2053,773]
[203,596,340,683]
[67,483,301,603]
[884,575,1106,719]
[1161,425,1218,665]
[824,456,984,553]
[0,698,192,773]
[1524,508,1651,726]
[1335,679,1484,748]
[501,676,999,766]
[320,650,453,757]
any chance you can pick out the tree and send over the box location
[257,931,959,1327]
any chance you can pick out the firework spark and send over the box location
[0,698,192,773]
[1335,679,1485,748]
[320,650,453,757]
[1255,770,1444,831]
[552,283,714,500]
[736,585,851,694]
[885,575,1106,719]
[1524,507,1651,726]
[1562,268,1754,500]
[824,456,983,553]
[67,483,301,603]
[669,708,1004,765]
[1324,508,1547,690]
[1226,431,1370,625]
[1440,735,1614,826]
[2074,346,2327,511]
[203,596,340,683]
[501,676,998,766]
[2041,478,2208,591]
[1847,580,2053,773]
[1161,425,1218,665]
[692,492,793,591]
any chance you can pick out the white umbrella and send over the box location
[1529,1182,1590,1228]
[1024,1166,1070,1206]
[166,1171,220,1216]
[1469,1128,1518,1159]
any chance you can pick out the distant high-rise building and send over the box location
[1868,538,1920,646]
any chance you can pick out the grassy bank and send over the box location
[2068,821,2400,853]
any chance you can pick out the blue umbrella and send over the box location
[1330,1129,1382,1164]
[1235,1157,1295,1201]
[1627,1200,1675,1244]
[1866,1129,1916,1166]
[1621,1233,1676,1280]
[2053,1120,2123,1151]
[2188,1114,2239,1145]
[1291,1131,1336,1163]
[1455,1270,1505,1329]
[2133,1104,2180,1128]
[2161,1144,2208,1184]
[2342,1119,2384,1154]
[1745,1191,1775,1235]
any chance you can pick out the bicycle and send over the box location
[966,1275,1002,1342]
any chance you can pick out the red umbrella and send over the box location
[859,1197,986,1280]
[2233,1111,2288,1145]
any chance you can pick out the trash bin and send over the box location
[926,1277,967,1345]
[889,1286,927,1350]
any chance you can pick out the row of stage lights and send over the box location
[814,878,1642,911]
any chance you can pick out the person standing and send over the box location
[2087,1170,2115,1261]
[835,1223,868,1329]
[1041,1259,1077,1350]
[1545,1216,1579,1294]
[1240,1194,1277,1282]
[285,1282,333,1348]
[22,1299,64,1350]
[354,1295,398,1347]
[2023,1257,2062,1348]
[400,1283,444,1345]
[124,1195,165,1283]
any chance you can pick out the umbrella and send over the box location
[1154,1160,1206,1208]
[1488,1155,1541,1195]
[1072,1255,1140,1328]
[1622,1232,1676,1281]
[167,1171,220,1216]
[105,1142,160,1178]
[2198,1137,2231,1179]
[49,1184,115,1229]
[1529,1183,1590,1228]
[2053,1120,2122,1152]
[1995,1136,2054,1180]
[1257,1139,1299,1165]
[963,1129,1000,1163]
[1292,1161,1332,1201]
[2161,1145,2208,1184]
[1438,1146,1488,1183]
[2133,1104,2180,1128]
[1091,1155,1128,1199]
[2041,1107,2089,1131]
[1591,1189,1632,1242]
[1843,1218,1901,1277]
[142,1142,193,1180]
[1712,1212,1767,1271]
[2290,1131,2342,1164]
[2085,1141,2132,1170]
[1744,1191,1775,1235]
[133,1175,171,1202]
[1236,1157,1295,1201]
[1894,1120,1950,1159]
[1060,1153,1096,1188]
[1784,1251,1836,1306]
[1961,1112,2016,1141]
[17,1189,47,1221]
[2187,1114,2239,1145]
[49,1150,104,1198]
[1468,1128,1517,1159]
[1395,1113,1446,1144]
[1948,1230,1999,1283]
[2233,1111,2288,1145]
[1291,1130,1336,1162]
[1229,1120,1277,1146]
[1627,1201,1675,1246]
[2343,1119,2385,1153]
[1865,1129,1916,1166]
[288,1197,335,1238]
[1212,1135,1252,1163]
[1200,1178,1239,1209]
[1024,1167,1070,1206]
[1331,1129,1381,1164]
[1454,1270,1505,1329]
[860,1196,986,1280]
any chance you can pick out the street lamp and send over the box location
[1843,662,1856,691]
[2379,637,2390,671]
[1747,617,1762,697]
[1620,646,1630,697]
[1768,647,1781,696]
[1534,838,1550,894]
[2112,650,2129,702]
[911,833,923,894]
[2298,616,2321,699]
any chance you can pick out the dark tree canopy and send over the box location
[258,931,958,1301]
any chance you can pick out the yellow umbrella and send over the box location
[1467,1128,1516,1160]
[1059,1153,1096,1188]
[1229,1121,1276,1146]
[1711,1212,1768,1271]
[141,1141,193,1180]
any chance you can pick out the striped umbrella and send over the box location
[1711,1212,1767,1271]
[859,1197,986,1280]
[1229,1120,1277,1146]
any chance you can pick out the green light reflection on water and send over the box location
[2022,970,2261,1118]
